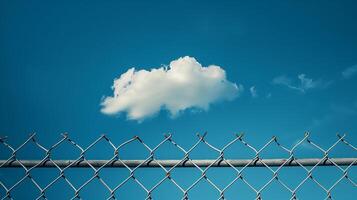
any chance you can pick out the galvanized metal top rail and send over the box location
[1,158,356,168]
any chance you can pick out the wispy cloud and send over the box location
[101,56,243,121]
[272,74,328,93]
[309,102,357,130]
[266,93,272,99]
[249,86,258,98]
[342,64,357,79]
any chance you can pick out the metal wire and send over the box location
[0,132,356,200]
[2,158,355,168]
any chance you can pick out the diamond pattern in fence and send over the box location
[0,132,356,200]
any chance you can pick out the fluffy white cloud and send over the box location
[272,74,324,93]
[342,65,357,79]
[101,56,242,121]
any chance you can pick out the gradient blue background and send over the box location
[1,0,356,199]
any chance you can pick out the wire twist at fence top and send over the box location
[0,133,356,200]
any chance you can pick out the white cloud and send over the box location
[249,86,258,98]
[342,65,357,79]
[101,56,242,121]
[272,75,292,86]
[272,74,325,93]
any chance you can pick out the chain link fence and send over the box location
[0,133,356,200]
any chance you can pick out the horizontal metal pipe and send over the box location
[0,158,356,168]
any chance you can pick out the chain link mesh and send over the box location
[0,133,356,200]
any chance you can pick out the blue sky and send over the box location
[1,0,357,199]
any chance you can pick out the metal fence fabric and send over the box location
[0,133,356,200]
